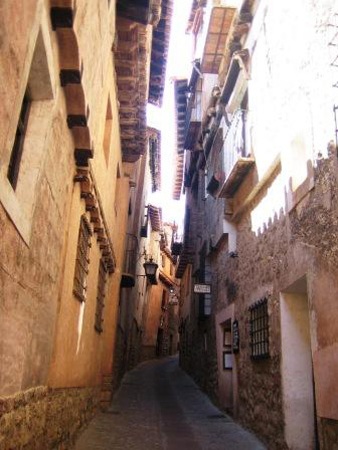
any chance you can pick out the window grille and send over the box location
[7,92,31,189]
[249,298,269,360]
[73,215,92,302]
[95,259,107,333]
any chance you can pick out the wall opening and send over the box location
[103,97,113,165]
[280,276,319,450]
[215,304,238,417]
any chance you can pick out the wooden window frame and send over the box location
[249,298,269,360]
[95,259,107,333]
[73,215,92,302]
[7,92,31,189]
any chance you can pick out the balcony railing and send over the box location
[184,90,202,149]
[199,6,237,74]
[219,109,255,198]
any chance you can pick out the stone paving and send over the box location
[75,356,267,450]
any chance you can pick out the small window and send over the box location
[73,215,92,302]
[7,92,31,189]
[103,98,113,165]
[114,164,121,217]
[249,298,269,360]
[0,28,54,244]
[95,259,107,333]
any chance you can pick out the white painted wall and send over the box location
[245,0,337,234]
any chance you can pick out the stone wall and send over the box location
[180,142,338,449]
[319,419,338,450]
[141,345,157,362]
[178,0,338,447]
[220,155,338,449]
[0,385,100,450]
[180,314,219,405]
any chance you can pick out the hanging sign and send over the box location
[232,320,240,353]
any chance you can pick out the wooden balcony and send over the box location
[201,6,236,74]
[184,88,202,150]
[218,109,255,198]
[116,0,162,26]
[184,63,202,150]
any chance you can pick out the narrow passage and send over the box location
[75,356,266,450]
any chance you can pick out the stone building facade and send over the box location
[0,0,171,448]
[174,0,338,449]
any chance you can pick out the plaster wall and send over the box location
[0,1,73,396]
[142,283,163,348]
[247,0,336,233]
[47,0,130,389]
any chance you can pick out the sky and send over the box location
[147,0,194,231]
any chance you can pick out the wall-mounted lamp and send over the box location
[136,250,158,285]
[143,256,158,284]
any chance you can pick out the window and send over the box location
[0,27,54,244]
[103,98,113,165]
[95,259,107,333]
[249,298,269,360]
[114,164,121,217]
[73,215,92,302]
[7,92,31,189]
[223,320,232,370]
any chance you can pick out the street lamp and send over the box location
[143,256,158,285]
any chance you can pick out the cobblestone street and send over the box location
[75,356,266,450]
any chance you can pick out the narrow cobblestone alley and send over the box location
[75,357,266,450]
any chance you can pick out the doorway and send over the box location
[280,276,319,449]
[215,304,238,416]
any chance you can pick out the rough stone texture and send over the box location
[319,418,338,450]
[217,157,338,449]
[181,156,338,449]
[179,0,338,448]
[0,385,100,450]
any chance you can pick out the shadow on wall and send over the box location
[249,143,336,238]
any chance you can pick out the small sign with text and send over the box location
[193,284,211,294]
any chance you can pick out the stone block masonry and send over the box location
[319,419,338,450]
[0,385,100,449]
